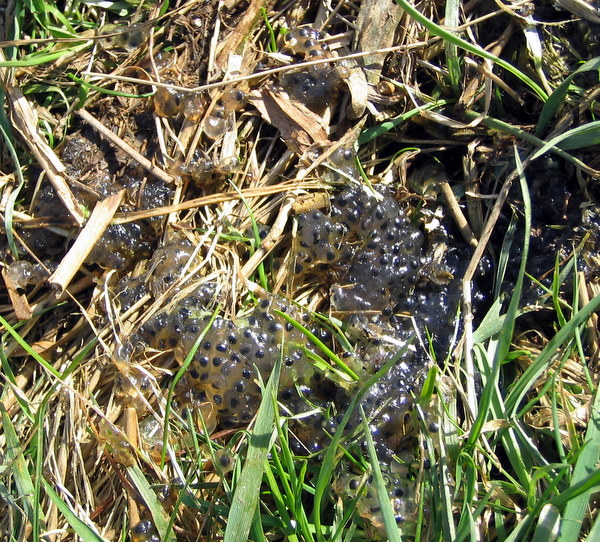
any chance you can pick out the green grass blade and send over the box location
[550,469,600,509]
[557,378,600,541]
[531,504,560,542]
[223,355,281,542]
[1,404,37,530]
[359,405,403,542]
[274,309,359,381]
[0,44,90,67]
[536,56,600,136]
[0,99,25,256]
[127,464,177,542]
[358,100,451,145]
[0,315,63,379]
[67,73,155,99]
[444,0,462,95]
[465,148,530,456]
[463,111,594,172]
[505,292,600,415]
[395,0,547,100]
[312,342,410,541]
[531,121,600,158]
[41,478,106,542]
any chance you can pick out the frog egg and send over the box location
[138,416,165,461]
[182,92,207,121]
[283,27,325,56]
[214,447,235,474]
[147,238,195,296]
[219,89,246,113]
[116,275,148,313]
[153,85,186,117]
[131,519,160,542]
[204,111,229,139]
[280,69,340,112]
[329,147,357,179]
[98,419,135,466]
[334,473,364,497]
[87,222,155,270]
[114,365,151,414]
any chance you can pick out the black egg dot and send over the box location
[260,299,270,309]
[200,372,209,381]
[230,398,239,408]
[285,322,293,332]
[213,357,224,367]
[213,394,222,405]
[203,341,212,350]
[349,478,359,490]
[235,381,245,392]
[189,368,199,379]
[280,388,293,400]
[198,356,209,367]
[220,453,231,467]
[242,368,251,379]
[228,334,237,344]
[216,343,227,352]
[255,349,265,359]
[240,346,251,356]
[394,487,405,497]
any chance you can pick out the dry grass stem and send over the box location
[50,190,125,293]
[76,109,176,185]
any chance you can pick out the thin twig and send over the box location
[76,109,176,185]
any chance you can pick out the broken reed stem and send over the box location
[49,190,125,294]
[6,86,85,226]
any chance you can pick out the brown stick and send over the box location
[76,109,176,185]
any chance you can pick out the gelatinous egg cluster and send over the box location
[153,85,246,140]
[280,27,347,112]
[295,182,466,361]
[20,134,173,270]
[133,293,321,428]
[333,468,418,532]
[130,519,160,542]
